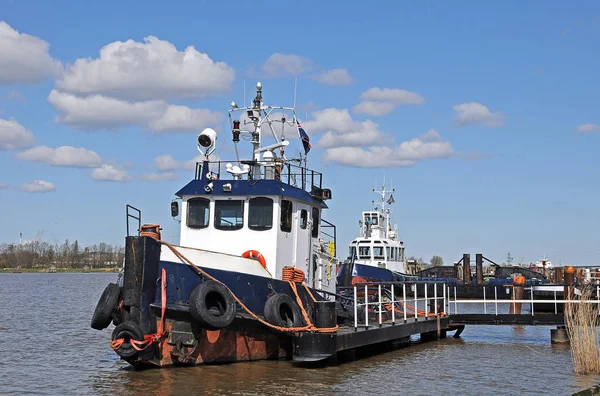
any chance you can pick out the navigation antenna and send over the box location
[506,252,513,266]
[373,183,395,238]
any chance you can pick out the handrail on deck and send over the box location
[194,160,323,190]
[348,280,448,331]
[447,284,600,316]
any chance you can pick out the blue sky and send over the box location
[1,1,599,266]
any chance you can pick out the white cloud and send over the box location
[323,129,453,168]
[361,87,426,105]
[304,108,384,148]
[577,123,600,133]
[353,87,425,116]
[261,53,314,77]
[352,101,395,116]
[48,90,222,133]
[0,118,35,150]
[317,129,382,148]
[56,36,234,100]
[16,146,102,167]
[0,21,62,84]
[147,105,222,133]
[151,154,208,172]
[91,164,131,182]
[0,183,8,189]
[154,154,180,171]
[453,102,505,127]
[21,180,56,193]
[313,69,353,86]
[140,172,179,181]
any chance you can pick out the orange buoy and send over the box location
[242,250,267,269]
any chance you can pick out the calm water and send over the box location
[1,273,599,395]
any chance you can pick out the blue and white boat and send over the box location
[337,185,414,286]
[90,82,339,368]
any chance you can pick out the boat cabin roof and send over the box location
[176,160,328,208]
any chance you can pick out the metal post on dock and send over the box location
[425,282,429,316]
[454,286,458,314]
[494,286,498,315]
[483,285,487,314]
[434,283,438,315]
[364,284,368,328]
[391,284,395,325]
[509,275,525,315]
[476,253,484,285]
[555,267,563,284]
[443,283,447,315]
[564,266,575,300]
[414,284,418,320]
[378,284,382,327]
[354,285,358,331]
[463,254,471,285]
[403,283,407,322]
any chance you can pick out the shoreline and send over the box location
[1,267,119,273]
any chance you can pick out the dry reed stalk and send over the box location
[565,285,600,374]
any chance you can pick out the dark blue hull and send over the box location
[156,259,315,316]
[104,236,327,368]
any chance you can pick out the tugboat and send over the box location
[337,184,413,287]
[90,82,339,368]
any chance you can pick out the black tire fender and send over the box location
[189,280,236,330]
[264,293,305,328]
[91,283,120,330]
[111,321,144,359]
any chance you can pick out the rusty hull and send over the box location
[126,317,292,368]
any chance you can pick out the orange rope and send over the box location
[282,266,305,283]
[143,225,338,333]
[111,265,168,351]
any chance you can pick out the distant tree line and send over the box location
[407,255,444,267]
[0,239,124,269]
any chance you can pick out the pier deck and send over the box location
[293,316,450,361]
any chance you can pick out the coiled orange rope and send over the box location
[282,266,306,283]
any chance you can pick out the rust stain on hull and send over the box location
[133,319,292,368]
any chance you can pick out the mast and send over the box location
[373,183,395,238]
[228,82,297,180]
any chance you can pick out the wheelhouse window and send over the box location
[373,246,384,259]
[311,207,320,238]
[349,246,357,259]
[280,200,293,232]
[300,209,308,229]
[386,246,391,260]
[187,198,210,229]
[214,200,244,230]
[358,246,371,259]
[248,197,273,231]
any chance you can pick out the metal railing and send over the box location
[194,160,323,191]
[320,218,336,257]
[448,285,600,315]
[126,204,141,237]
[344,281,448,331]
